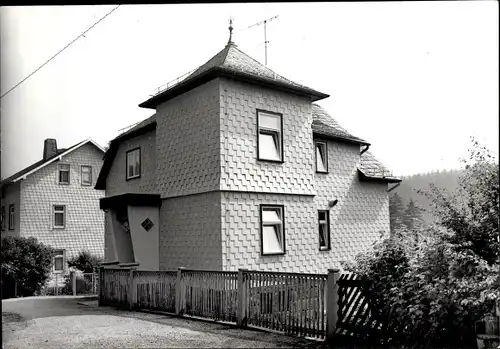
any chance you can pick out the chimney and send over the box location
[43,139,58,160]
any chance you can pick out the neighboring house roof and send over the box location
[311,104,369,146]
[139,42,329,109]
[1,138,105,187]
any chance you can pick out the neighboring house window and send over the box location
[318,210,331,251]
[257,110,283,162]
[1,206,5,231]
[53,205,66,229]
[315,141,328,173]
[59,163,70,184]
[53,250,65,273]
[260,205,285,255]
[126,148,141,180]
[8,204,14,230]
[81,166,92,186]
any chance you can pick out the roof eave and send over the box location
[313,131,370,146]
[139,67,329,109]
[357,169,402,183]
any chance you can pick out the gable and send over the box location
[1,139,105,188]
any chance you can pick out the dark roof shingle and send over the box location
[311,104,369,145]
[139,42,329,109]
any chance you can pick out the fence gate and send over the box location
[336,274,383,341]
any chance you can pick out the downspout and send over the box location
[388,182,401,192]
[360,144,370,155]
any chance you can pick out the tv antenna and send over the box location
[248,15,279,65]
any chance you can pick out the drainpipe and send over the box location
[360,144,370,155]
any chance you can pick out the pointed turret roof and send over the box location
[139,42,329,109]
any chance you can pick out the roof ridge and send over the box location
[228,44,297,85]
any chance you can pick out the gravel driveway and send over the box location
[2,296,323,348]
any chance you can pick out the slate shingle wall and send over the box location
[105,131,157,196]
[19,143,105,260]
[1,182,21,236]
[313,140,390,265]
[159,191,222,271]
[219,79,315,195]
[155,79,221,198]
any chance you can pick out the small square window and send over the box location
[318,210,331,251]
[8,204,14,230]
[258,110,283,162]
[260,205,285,255]
[126,148,141,180]
[141,218,154,232]
[59,164,70,184]
[53,205,66,229]
[81,166,92,186]
[315,141,328,173]
[53,250,65,273]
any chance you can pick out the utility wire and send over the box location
[0,5,121,100]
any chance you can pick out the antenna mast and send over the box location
[248,15,279,65]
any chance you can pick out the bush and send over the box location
[343,139,499,347]
[344,226,499,347]
[67,251,102,273]
[1,236,55,298]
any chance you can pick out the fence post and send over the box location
[128,268,136,310]
[175,267,185,316]
[326,268,340,342]
[98,266,104,306]
[71,271,76,296]
[237,269,248,327]
[55,274,59,296]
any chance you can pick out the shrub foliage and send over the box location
[344,138,500,347]
[1,236,55,297]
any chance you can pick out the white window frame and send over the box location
[315,141,328,173]
[257,110,283,162]
[53,205,66,229]
[81,165,92,186]
[126,148,141,180]
[58,163,70,184]
[8,204,14,230]
[318,210,331,251]
[260,205,285,255]
[53,249,65,273]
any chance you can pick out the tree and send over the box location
[403,199,424,231]
[389,192,405,233]
[67,251,102,273]
[1,236,54,297]
[419,137,499,264]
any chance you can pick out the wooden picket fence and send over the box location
[244,270,327,339]
[98,266,378,342]
[336,274,382,340]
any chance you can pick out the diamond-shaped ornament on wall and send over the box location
[141,218,154,232]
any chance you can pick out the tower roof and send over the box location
[139,41,329,109]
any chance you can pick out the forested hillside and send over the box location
[392,169,463,224]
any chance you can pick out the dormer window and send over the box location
[257,110,283,162]
[126,148,141,180]
[315,141,328,173]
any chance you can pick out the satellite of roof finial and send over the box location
[228,17,234,45]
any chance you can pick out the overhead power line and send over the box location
[0,5,121,100]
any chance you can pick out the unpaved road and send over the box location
[2,296,323,348]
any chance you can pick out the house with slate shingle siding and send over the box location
[1,138,106,280]
[94,34,401,273]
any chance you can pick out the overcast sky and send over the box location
[1,2,498,179]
